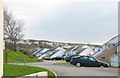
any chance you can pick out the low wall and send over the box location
[0,0,3,77]
[17,72,48,78]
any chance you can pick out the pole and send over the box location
[5,51,8,64]
[24,59,26,65]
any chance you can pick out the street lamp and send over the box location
[5,51,8,64]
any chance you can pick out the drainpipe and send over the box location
[118,44,120,67]
[0,0,3,77]
[118,2,120,78]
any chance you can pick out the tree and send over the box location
[4,8,24,51]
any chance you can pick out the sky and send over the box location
[4,0,118,45]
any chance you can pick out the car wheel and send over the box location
[100,65,104,68]
[76,62,81,67]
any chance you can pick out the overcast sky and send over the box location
[4,0,118,45]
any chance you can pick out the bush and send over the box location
[22,50,36,58]
[38,59,43,62]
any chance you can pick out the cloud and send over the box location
[4,0,118,44]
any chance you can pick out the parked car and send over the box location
[65,55,79,62]
[43,57,52,60]
[51,57,64,60]
[70,56,109,67]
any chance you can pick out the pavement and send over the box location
[8,60,119,76]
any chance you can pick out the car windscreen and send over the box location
[88,57,97,62]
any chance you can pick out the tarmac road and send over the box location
[12,60,118,76]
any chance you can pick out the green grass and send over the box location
[57,63,70,64]
[4,50,42,63]
[3,64,56,78]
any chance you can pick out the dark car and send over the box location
[51,57,64,60]
[70,56,109,67]
[65,55,79,62]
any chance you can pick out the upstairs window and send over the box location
[101,57,106,60]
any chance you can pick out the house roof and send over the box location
[92,51,101,57]
[82,45,89,49]
[79,46,95,56]
[95,35,119,57]
[41,48,49,53]
[66,46,75,51]
[95,45,118,57]
[72,46,83,51]
[33,49,43,54]
[51,48,66,58]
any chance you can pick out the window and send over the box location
[79,56,88,60]
[101,57,106,60]
[89,57,97,62]
[72,55,78,58]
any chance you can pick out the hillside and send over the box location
[26,39,101,47]
[4,50,42,63]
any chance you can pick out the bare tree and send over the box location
[4,8,24,51]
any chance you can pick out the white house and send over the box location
[46,49,58,57]
[41,48,49,53]
[92,48,101,57]
[33,49,42,54]
[50,48,66,58]
[79,45,95,56]
[35,49,44,57]
[38,53,47,59]
[34,48,49,57]
[38,48,57,58]
[67,46,80,55]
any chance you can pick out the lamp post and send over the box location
[5,51,8,64]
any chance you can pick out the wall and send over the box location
[110,55,119,67]
[96,46,117,65]
[0,0,3,77]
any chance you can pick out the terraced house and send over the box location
[93,35,120,67]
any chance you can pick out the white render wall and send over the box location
[0,0,3,77]
[79,45,94,56]
[51,49,66,58]
[110,54,120,67]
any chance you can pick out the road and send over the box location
[10,60,119,76]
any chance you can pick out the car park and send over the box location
[65,55,79,62]
[70,56,109,67]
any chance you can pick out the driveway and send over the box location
[9,60,119,76]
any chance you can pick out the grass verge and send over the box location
[3,64,56,78]
[4,50,42,63]
[57,63,70,64]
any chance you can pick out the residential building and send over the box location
[79,45,95,56]
[50,47,66,58]
[95,35,119,65]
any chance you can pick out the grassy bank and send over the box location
[3,64,56,78]
[4,50,42,63]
